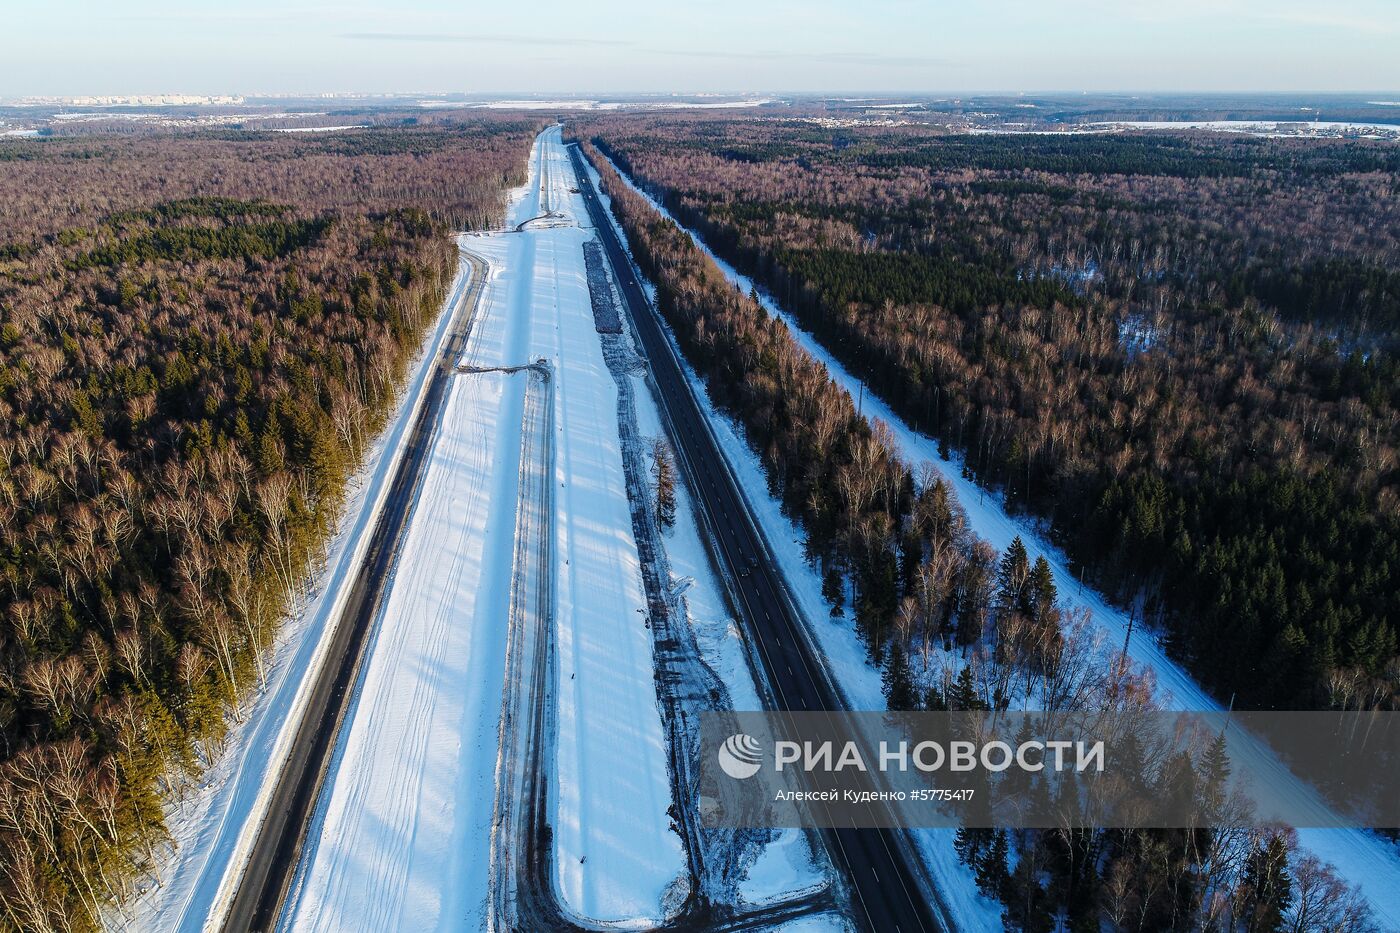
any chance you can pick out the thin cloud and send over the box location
[340,32,631,48]
[1264,8,1398,33]
[1057,0,1398,33]
[644,48,943,67]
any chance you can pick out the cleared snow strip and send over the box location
[580,153,1002,931]
[114,250,479,933]
[596,153,1400,925]
[534,127,686,924]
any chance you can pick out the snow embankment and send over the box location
[282,363,524,931]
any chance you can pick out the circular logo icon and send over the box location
[718,733,763,780]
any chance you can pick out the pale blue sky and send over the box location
[5,0,1398,97]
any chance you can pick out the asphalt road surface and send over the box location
[221,251,487,933]
[568,144,952,933]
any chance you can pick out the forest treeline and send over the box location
[0,120,536,929]
[576,137,1376,933]
[0,117,537,235]
[580,115,1400,714]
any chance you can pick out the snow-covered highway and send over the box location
[111,247,490,933]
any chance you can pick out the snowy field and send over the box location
[111,252,481,932]
[267,124,369,133]
[593,152,1400,926]
[1090,119,1400,138]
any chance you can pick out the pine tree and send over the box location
[1007,851,1054,932]
[976,829,1011,899]
[1157,749,1198,824]
[822,560,845,617]
[1201,730,1231,821]
[1000,718,1036,803]
[257,422,285,475]
[996,536,1031,616]
[882,641,916,711]
[954,826,991,866]
[1028,555,1057,622]
[1240,833,1292,933]
[1053,764,1082,826]
[1028,771,1054,826]
[948,665,983,711]
[1114,726,1151,799]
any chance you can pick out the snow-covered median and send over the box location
[532,127,688,925]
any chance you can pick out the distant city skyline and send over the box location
[6,0,1399,97]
